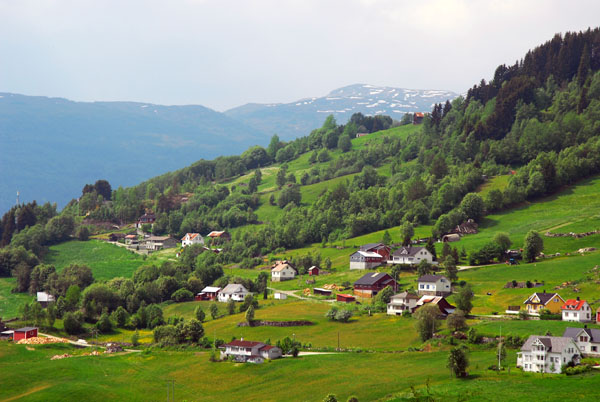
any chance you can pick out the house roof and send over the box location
[308,266,319,271]
[353,250,383,258]
[200,286,221,293]
[418,274,447,283]
[561,299,588,311]
[15,327,38,332]
[521,335,576,353]
[36,292,55,302]
[392,246,428,257]
[391,291,419,300]
[415,112,424,117]
[208,231,228,237]
[354,272,394,286]
[359,243,388,252]
[125,234,137,239]
[181,233,201,241]
[259,345,277,351]
[416,296,455,315]
[563,327,600,343]
[524,292,563,306]
[271,262,297,273]
[221,284,248,294]
[314,287,332,293]
[224,340,264,348]
[337,293,355,298]
[147,236,172,242]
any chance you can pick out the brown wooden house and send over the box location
[353,272,397,298]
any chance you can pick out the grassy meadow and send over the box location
[1,341,598,402]
[0,277,34,320]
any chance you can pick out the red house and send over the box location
[13,327,38,341]
[308,266,320,276]
[413,112,424,124]
[337,294,356,303]
[353,272,397,298]
[359,243,391,261]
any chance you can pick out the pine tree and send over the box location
[577,43,590,86]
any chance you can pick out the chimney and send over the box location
[543,289,546,294]
[577,296,580,301]
[584,325,588,329]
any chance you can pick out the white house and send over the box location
[389,246,436,265]
[36,292,55,307]
[349,251,383,270]
[220,339,282,363]
[417,275,451,296]
[563,327,600,357]
[181,233,204,247]
[517,335,581,373]
[386,291,419,315]
[217,284,250,302]
[274,292,287,300]
[561,298,593,322]
[271,261,298,282]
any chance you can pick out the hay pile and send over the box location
[17,336,69,345]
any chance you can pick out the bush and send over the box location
[131,330,140,347]
[63,311,84,335]
[153,325,178,346]
[96,311,113,333]
[334,309,353,323]
[564,365,591,375]
[171,288,194,302]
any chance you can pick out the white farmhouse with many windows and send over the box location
[517,335,581,373]
[181,233,204,247]
[217,284,250,302]
[563,327,600,357]
[388,246,436,265]
[271,261,298,282]
[220,339,282,363]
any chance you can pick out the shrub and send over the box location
[96,311,113,333]
[564,365,591,375]
[171,288,194,302]
[63,311,84,335]
[131,330,140,347]
[153,325,178,346]
[334,309,353,323]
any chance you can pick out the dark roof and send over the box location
[539,338,553,350]
[354,272,393,286]
[224,340,264,348]
[418,274,446,283]
[392,246,427,257]
[359,243,388,252]
[525,292,560,305]
[563,327,600,342]
[15,327,37,332]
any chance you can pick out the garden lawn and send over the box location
[43,240,148,280]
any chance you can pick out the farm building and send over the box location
[13,327,38,341]
[308,266,320,276]
[390,246,436,265]
[314,288,333,296]
[517,335,581,373]
[413,112,424,124]
[125,234,138,245]
[207,231,231,242]
[441,234,460,242]
[181,233,204,247]
[108,233,126,242]
[349,251,383,270]
[353,272,397,298]
[217,284,250,302]
[523,292,565,315]
[387,291,419,315]
[143,236,178,251]
[37,292,55,307]
[359,243,391,261]
[220,339,282,363]
[271,261,298,282]
[417,275,451,296]
[563,326,600,357]
[414,296,455,317]
[274,292,287,300]
[196,286,221,301]
[136,212,156,229]
[336,294,356,303]
[561,298,593,322]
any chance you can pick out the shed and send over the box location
[314,288,332,296]
[337,294,356,303]
[13,327,38,341]
[308,266,320,276]
[274,292,287,300]
[442,234,460,242]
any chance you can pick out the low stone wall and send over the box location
[237,320,313,327]
[545,230,599,238]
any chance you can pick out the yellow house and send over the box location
[524,292,565,315]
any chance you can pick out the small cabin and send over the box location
[314,288,332,296]
[308,266,320,276]
[13,327,38,341]
[336,294,356,303]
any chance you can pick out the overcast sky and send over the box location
[0,0,598,111]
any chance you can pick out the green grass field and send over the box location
[0,277,34,320]
[0,341,598,401]
[43,240,149,280]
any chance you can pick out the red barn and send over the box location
[337,294,356,303]
[13,327,38,341]
[308,266,320,276]
[359,243,391,262]
[353,272,397,298]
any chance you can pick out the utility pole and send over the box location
[337,331,340,351]
[165,379,175,402]
[498,325,502,371]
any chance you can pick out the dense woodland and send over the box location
[1,28,600,332]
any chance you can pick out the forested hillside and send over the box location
[2,28,600,276]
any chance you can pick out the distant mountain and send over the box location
[225,84,459,140]
[0,93,268,213]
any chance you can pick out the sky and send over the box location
[0,0,598,111]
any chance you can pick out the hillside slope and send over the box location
[225,83,458,139]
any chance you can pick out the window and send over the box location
[592,346,597,352]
